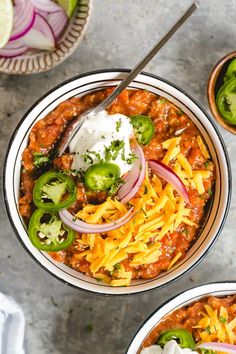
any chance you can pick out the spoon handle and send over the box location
[92,1,199,114]
[58,1,199,156]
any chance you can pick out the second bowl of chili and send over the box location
[126,282,236,353]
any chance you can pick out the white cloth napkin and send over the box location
[0,293,25,354]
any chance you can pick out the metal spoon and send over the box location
[58,1,199,156]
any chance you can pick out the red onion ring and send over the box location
[197,343,236,354]
[0,41,28,58]
[47,11,68,40]
[118,156,140,199]
[118,145,146,204]
[35,9,49,19]
[10,0,36,41]
[148,160,190,203]
[20,13,55,50]
[30,0,62,13]
[59,207,135,234]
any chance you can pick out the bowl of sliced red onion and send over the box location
[0,0,91,74]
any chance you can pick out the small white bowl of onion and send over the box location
[0,0,91,74]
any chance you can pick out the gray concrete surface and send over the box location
[0,0,236,353]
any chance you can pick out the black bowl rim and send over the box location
[2,68,232,297]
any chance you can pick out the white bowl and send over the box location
[3,70,231,295]
[0,0,91,75]
[126,282,236,353]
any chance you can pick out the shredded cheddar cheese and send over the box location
[74,134,211,287]
[197,135,210,159]
[167,251,182,270]
[177,153,193,177]
[76,197,127,224]
[162,137,181,165]
[195,305,236,344]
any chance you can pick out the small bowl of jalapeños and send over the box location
[208,51,236,134]
[126,282,236,353]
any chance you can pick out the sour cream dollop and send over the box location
[140,340,199,354]
[69,110,134,176]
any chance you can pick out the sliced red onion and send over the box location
[0,41,28,58]
[47,11,68,39]
[197,342,236,354]
[10,0,36,41]
[59,207,135,234]
[148,160,190,203]
[30,0,62,13]
[34,9,49,19]
[118,145,146,204]
[20,13,55,50]
[118,155,140,199]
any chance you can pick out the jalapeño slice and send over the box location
[131,114,155,145]
[156,329,195,349]
[28,209,75,251]
[33,171,76,211]
[216,77,236,125]
[84,162,121,192]
[225,58,236,82]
